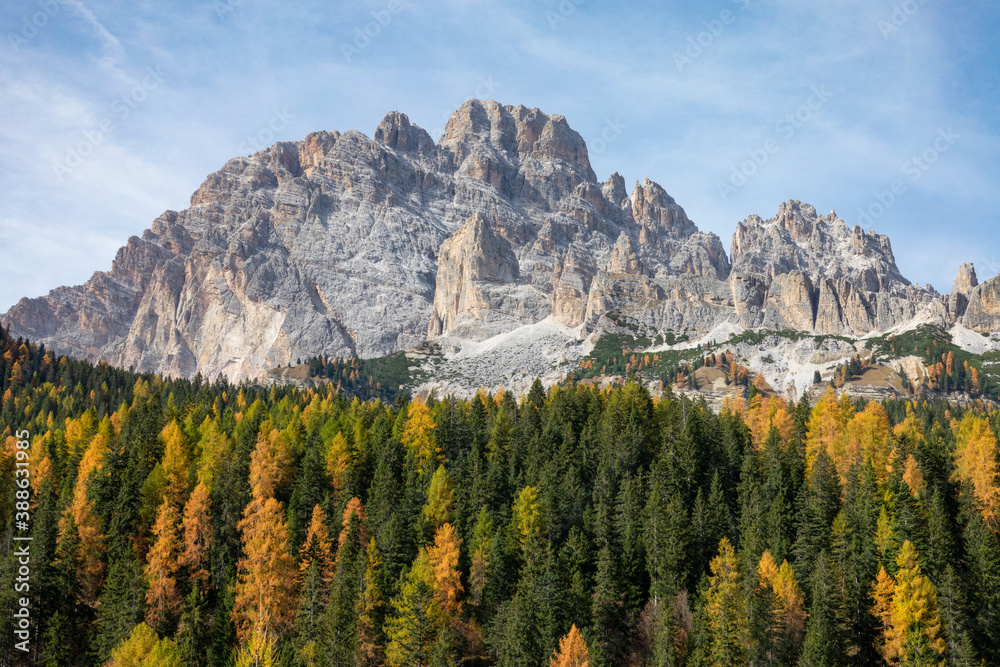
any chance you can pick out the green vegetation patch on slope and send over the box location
[866,324,1000,398]
[305,351,412,402]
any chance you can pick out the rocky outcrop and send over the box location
[4,100,993,384]
[3,99,727,380]
[964,275,1000,333]
[730,200,928,298]
[948,262,979,320]
[427,213,548,338]
[760,271,816,332]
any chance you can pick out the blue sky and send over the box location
[1,0,998,312]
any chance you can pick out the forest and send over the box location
[2,322,1000,667]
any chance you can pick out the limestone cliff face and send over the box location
[947,262,979,320]
[728,200,946,336]
[3,100,993,382]
[427,213,546,338]
[964,275,1000,333]
[3,99,725,380]
[730,200,925,296]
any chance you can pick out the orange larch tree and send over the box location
[951,413,1000,529]
[550,624,590,667]
[180,481,213,592]
[145,499,183,632]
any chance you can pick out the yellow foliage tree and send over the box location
[325,431,351,496]
[550,624,590,667]
[179,482,213,592]
[145,499,182,631]
[872,541,947,664]
[843,402,892,482]
[195,418,232,493]
[805,386,851,474]
[160,421,191,506]
[299,504,334,583]
[59,418,111,606]
[747,396,794,449]
[427,523,463,617]
[107,622,158,667]
[248,429,292,507]
[871,565,896,663]
[901,454,926,498]
[233,496,298,642]
[337,497,370,553]
[951,413,1000,529]
[757,551,807,650]
[400,399,440,472]
[704,538,749,664]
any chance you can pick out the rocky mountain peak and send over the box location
[606,233,645,276]
[5,100,994,387]
[953,262,979,297]
[602,172,629,210]
[731,199,914,295]
[630,177,698,242]
[374,111,435,155]
[439,99,596,198]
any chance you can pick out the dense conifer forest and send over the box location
[2,323,1000,666]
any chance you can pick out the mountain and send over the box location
[4,99,1000,393]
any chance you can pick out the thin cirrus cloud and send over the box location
[0,0,997,313]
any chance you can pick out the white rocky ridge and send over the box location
[3,99,999,393]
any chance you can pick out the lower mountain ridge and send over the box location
[4,99,1000,399]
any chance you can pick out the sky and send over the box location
[1,0,999,312]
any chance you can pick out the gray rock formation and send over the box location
[3,100,993,384]
[3,100,724,381]
[964,274,1000,333]
[947,262,979,320]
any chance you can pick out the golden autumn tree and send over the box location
[901,454,926,497]
[550,624,590,667]
[325,431,351,497]
[747,396,794,449]
[872,541,947,665]
[160,421,191,506]
[427,523,463,617]
[64,410,96,460]
[951,413,1000,529]
[248,429,293,505]
[400,398,440,472]
[872,566,896,663]
[758,551,806,658]
[145,499,183,632]
[843,401,892,482]
[805,386,850,473]
[337,497,370,552]
[299,504,334,583]
[107,622,158,666]
[233,432,298,643]
[233,496,298,642]
[59,417,112,606]
[179,482,213,592]
[195,417,232,493]
[235,621,278,667]
[704,538,749,664]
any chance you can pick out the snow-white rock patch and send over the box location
[950,324,999,355]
